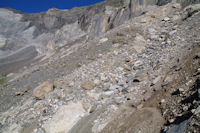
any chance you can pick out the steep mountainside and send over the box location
[0,0,200,133]
[0,0,157,52]
[0,0,159,74]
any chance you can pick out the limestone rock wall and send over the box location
[0,0,199,58]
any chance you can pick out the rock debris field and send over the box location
[0,1,200,133]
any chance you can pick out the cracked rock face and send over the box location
[0,1,200,133]
[0,0,161,74]
[0,0,158,54]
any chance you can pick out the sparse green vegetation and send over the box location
[112,39,126,44]
[0,78,5,85]
[116,32,125,36]
[0,75,6,85]
[106,0,125,7]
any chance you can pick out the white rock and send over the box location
[103,91,114,96]
[87,92,100,100]
[43,102,85,133]
[113,50,118,55]
[161,99,165,104]
[172,3,181,9]
[94,79,101,85]
[133,34,146,53]
[163,17,170,21]
[179,88,184,92]
[134,60,143,67]
[99,38,108,44]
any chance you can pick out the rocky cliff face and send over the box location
[0,0,158,55]
[1,0,200,58]
[0,0,161,74]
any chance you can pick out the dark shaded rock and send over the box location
[122,87,129,93]
[157,0,172,6]
[0,46,38,74]
[133,79,140,82]
[0,123,2,132]
[166,120,188,133]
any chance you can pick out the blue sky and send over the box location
[0,0,105,13]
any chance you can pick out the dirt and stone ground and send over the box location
[0,2,200,133]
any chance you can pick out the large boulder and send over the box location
[43,102,85,133]
[33,81,54,99]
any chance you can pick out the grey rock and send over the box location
[103,83,111,91]
[0,123,2,132]
[122,87,129,93]
[169,30,177,36]
[161,81,169,87]
[153,84,162,91]
[2,123,22,133]
[133,60,144,68]
[157,0,200,7]
[0,0,161,74]
[132,100,142,108]
[171,15,182,23]
[152,76,162,86]
[0,46,38,74]
[0,0,159,53]
[36,129,45,133]
[149,34,160,41]
[110,85,120,90]
[179,0,200,7]
[166,120,188,133]
[0,50,10,57]
[126,74,134,83]
[195,106,200,114]
[157,0,172,6]
[184,3,200,15]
